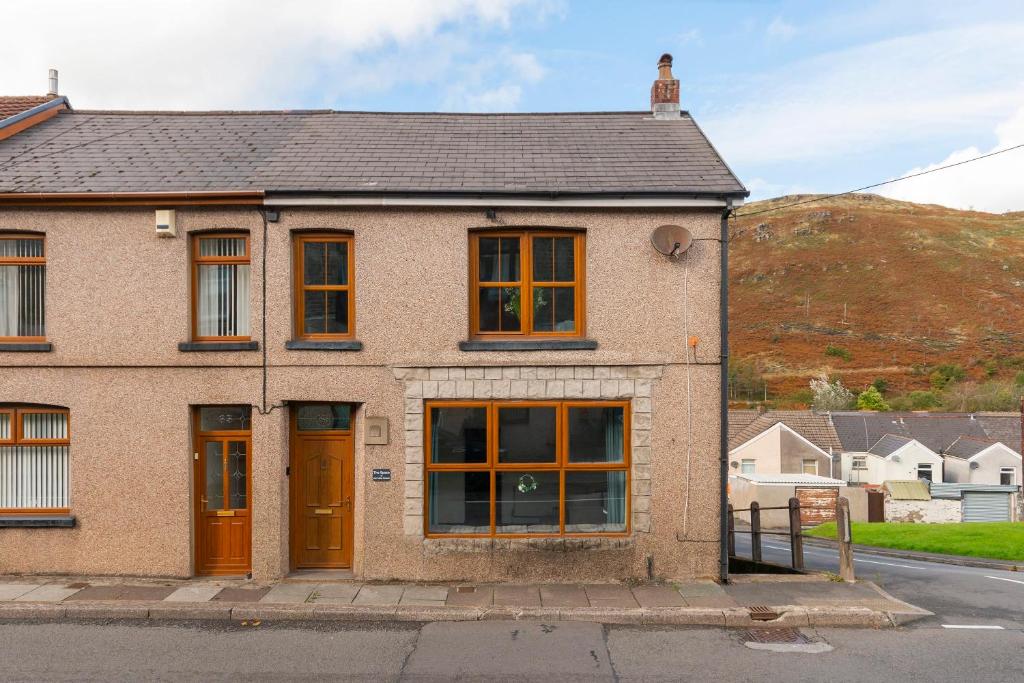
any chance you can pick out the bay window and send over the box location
[425,400,629,536]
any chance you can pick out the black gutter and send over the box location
[719,199,734,583]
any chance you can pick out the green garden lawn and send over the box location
[805,522,1024,561]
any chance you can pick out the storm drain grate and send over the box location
[748,605,780,621]
[743,628,808,644]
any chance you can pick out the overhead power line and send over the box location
[734,142,1024,219]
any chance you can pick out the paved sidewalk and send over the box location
[0,574,929,628]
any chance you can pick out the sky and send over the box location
[3,0,1023,212]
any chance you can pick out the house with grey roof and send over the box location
[0,56,748,583]
[727,410,842,478]
[943,436,1021,487]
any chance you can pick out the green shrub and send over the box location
[871,377,889,395]
[824,344,852,361]
[857,386,890,411]
[1015,371,1024,387]
[929,364,965,390]
[908,390,940,409]
[983,360,999,377]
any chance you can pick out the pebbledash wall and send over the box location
[0,204,723,581]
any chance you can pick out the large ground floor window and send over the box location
[0,406,70,512]
[425,400,629,537]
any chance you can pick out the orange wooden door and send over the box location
[195,436,252,575]
[291,435,353,568]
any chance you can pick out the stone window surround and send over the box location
[394,364,662,548]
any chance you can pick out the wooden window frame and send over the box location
[468,230,585,339]
[0,405,70,515]
[292,233,356,340]
[0,233,46,343]
[423,399,629,538]
[190,232,251,342]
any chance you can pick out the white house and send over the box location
[728,411,840,479]
[943,436,1021,487]
[841,434,945,485]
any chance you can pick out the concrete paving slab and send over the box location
[682,595,739,608]
[15,585,83,602]
[493,585,540,607]
[631,585,687,608]
[399,586,449,606]
[540,584,588,608]
[583,584,637,608]
[352,585,404,606]
[445,586,493,607]
[212,587,272,603]
[65,586,176,601]
[311,583,361,601]
[675,580,726,598]
[163,585,222,603]
[0,584,41,601]
[260,584,316,604]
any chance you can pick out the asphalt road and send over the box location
[1,619,1023,681]
[733,533,1024,628]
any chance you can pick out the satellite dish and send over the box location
[651,224,692,259]
[969,461,980,470]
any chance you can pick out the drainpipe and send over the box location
[719,200,734,583]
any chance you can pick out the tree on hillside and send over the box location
[856,386,890,411]
[810,373,855,412]
[929,364,965,390]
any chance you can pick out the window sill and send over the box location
[0,515,76,528]
[178,341,259,352]
[285,340,363,351]
[459,339,598,352]
[0,342,52,352]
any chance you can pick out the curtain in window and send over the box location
[0,445,69,509]
[0,264,45,337]
[198,263,250,337]
[605,412,626,526]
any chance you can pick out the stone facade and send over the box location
[396,364,662,544]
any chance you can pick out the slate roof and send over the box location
[0,109,748,196]
[867,434,914,457]
[0,96,51,120]
[830,412,1017,454]
[728,409,759,445]
[945,436,1003,459]
[728,410,842,452]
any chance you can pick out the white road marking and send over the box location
[941,624,1005,630]
[985,575,1024,586]
[853,558,924,570]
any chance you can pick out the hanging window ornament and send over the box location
[517,473,538,494]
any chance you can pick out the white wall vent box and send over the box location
[155,209,176,237]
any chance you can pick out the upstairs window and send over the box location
[470,231,584,337]
[802,459,818,475]
[0,235,45,341]
[192,234,250,341]
[293,234,354,339]
[740,459,755,474]
[1000,467,1016,486]
[0,406,70,512]
[917,463,933,482]
[852,456,867,471]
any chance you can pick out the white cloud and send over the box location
[766,17,797,41]
[0,0,541,109]
[678,28,703,47]
[744,177,815,202]
[879,106,1024,213]
[447,84,524,111]
[704,23,1024,169]
[440,48,544,111]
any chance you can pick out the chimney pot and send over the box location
[650,53,680,119]
[47,69,58,97]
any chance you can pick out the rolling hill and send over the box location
[728,194,1024,403]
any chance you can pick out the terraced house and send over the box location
[0,56,746,581]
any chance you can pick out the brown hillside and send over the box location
[729,194,1024,400]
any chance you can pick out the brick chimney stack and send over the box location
[651,53,680,119]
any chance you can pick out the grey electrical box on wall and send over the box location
[155,209,176,237]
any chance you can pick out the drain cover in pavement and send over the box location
[748,605,780,621]
[743,628,808,644]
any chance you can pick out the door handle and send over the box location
[342,497,352,509]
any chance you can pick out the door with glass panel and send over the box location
[290,404,354,569]
[194,406,252,575]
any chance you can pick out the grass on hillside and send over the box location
[805,522,1024,561]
